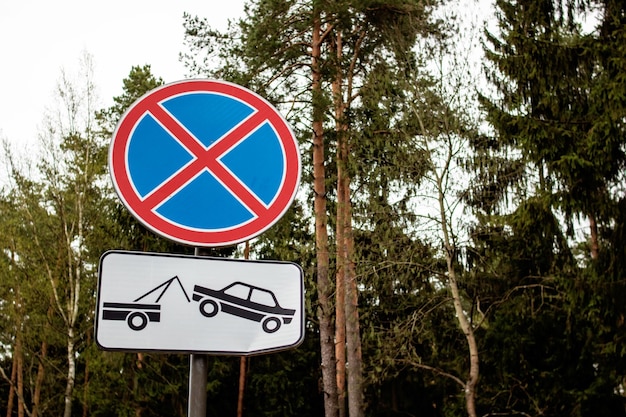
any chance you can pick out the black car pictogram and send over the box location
[192,282,296,333]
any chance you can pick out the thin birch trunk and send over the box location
[63,328,76,417]
[17,330,24,417]
[414,103,480,417]
[438,165,479,417]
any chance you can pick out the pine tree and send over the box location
[471,0,626,414]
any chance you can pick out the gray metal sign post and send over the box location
[188,247,211,417]
[188,353,208,417]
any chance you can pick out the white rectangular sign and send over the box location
[95,250,304,355]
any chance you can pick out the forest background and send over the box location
[1,0,625,417]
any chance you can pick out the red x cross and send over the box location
[142,103,269,217]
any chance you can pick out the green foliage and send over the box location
[470,1,626,414]
[481,0,626,222]
[81,347,189,417]
[244,338,323,416]
[96,65,164,135]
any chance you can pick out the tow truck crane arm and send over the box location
[133,275,191,303]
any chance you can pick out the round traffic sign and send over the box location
[109,79,301,247]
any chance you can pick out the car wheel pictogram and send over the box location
[127,311,149,331]
[262,316,281,333]
[199,299,219,317]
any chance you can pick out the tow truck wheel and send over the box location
[199,299,219,317]
[127,311,148,331]
[262,316,281,333]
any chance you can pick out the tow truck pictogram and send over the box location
[102,276,190,331]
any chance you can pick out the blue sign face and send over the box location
[110,80,301,247]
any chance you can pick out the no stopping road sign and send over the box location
[109,80,301,247]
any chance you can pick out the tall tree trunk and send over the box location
[17,330,24,417]
[334,29,365,417]
[6,334,25,417]
[82,328,91,417]
[32,339,48,417]
[134,353,144,417]
[237,357,247,417]
[16,287,25,417]
[6,348,16,417]
[33,296,54,416]
[312,11,339,417]
[332,31,347,417]
[336,179,347,417]
[342,143,364,417]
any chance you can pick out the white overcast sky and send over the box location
[0,0,246,151]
